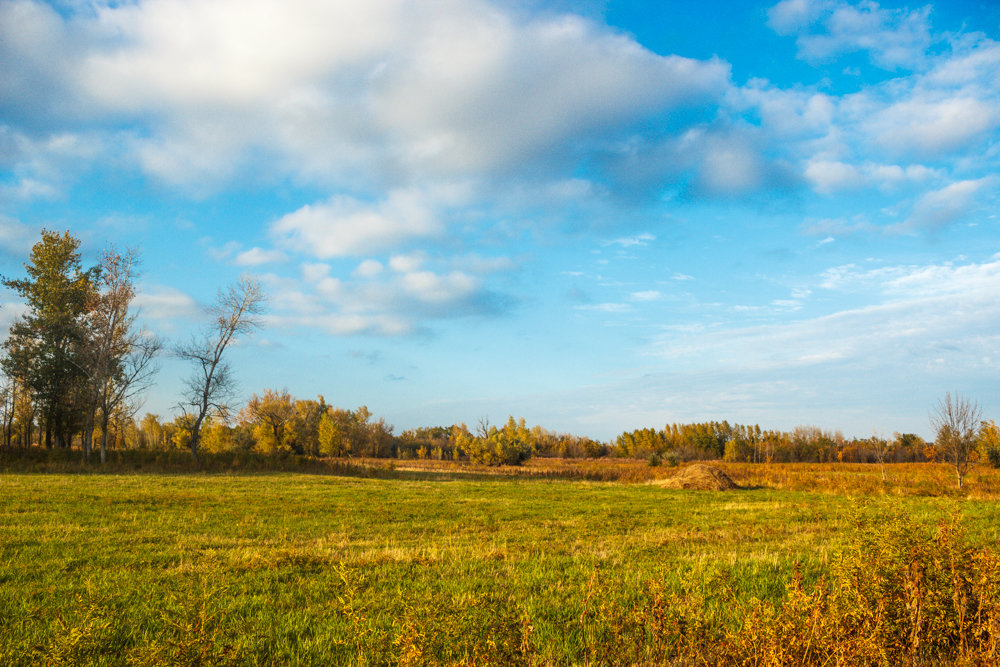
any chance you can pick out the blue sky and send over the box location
[2,0,999,440]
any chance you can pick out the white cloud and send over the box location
[0,216,37,254]
[265,254,510,336]
[400,270,479,304]
[897,178,993,232]
[0,126,106,201]
[606,233,654,248]
[804,158,940,194]
[769,0,932,69]
[234,247,287,266]
[654,257,1000,377]
[353,259,384,278]
[805,159,862,193]
[300,262,330,282]
[133,285,200,321]
[686,128,770,196]
[388,252,427,273]
[1,0,733,193]
[207,240,241,261]
[736,82,834,140]
[767,0,826,35]
[630,290,662,302]
[868,96,999,157]
[272,189,442,258]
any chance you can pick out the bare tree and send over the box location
[869,433,891,482]
[81,248,162,463]
[931,392,982,490]
[176,276,266,459]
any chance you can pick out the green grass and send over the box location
[1,471,998,664]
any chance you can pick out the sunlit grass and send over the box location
[1,464,999,663]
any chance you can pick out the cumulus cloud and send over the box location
[0,0,733,193]
[768,0,932,69]
[353,259,384,278]
[804,159,940,194]
[272,190,443,258]
[265,252,513,336]
[804,159,862,193]
[866,96,999,158]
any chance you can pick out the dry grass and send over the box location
[652,463,740,490]
[388,458,1000,498]
[6,448,999,499]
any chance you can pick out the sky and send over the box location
[1,0,999,441]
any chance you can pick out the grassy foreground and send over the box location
[1,465,999,664]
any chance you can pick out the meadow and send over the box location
[2,458,999,665]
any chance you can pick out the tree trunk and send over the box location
[99,411,111,465]
[82,413,94,460]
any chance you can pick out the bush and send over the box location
[718,508,1000,665]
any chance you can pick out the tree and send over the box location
[243,388,295,453]
[287,396,329,456]
[176,276,265,459]
[81,248,161,463]
[931,392,982,489]
[0,373,14,448]
[977,420,1000,468]
[466,416,534,466]
[2,230,98,448]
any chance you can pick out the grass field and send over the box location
[1,460,999,664]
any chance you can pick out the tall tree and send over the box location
[176,276,265,459]
[82,248,162,463]
[931,392,982,489]
[243,388,296,452]
[2,230,97,448]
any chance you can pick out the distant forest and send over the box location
[3,230,999,468]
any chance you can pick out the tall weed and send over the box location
[716,507,1000,665]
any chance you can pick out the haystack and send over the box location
[655,463,739,490]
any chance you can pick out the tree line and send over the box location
[1,231,997,477]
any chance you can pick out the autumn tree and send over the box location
[81,248,161,463]
[138,413,168,450]
[977,420,1000,468]
[243,388,296,453]
[931,392,982,489]
[2,230,98,448]
[465,416,534,466]
[287,396,328,456]
[176,276,265,459]
[317,409,347,457]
